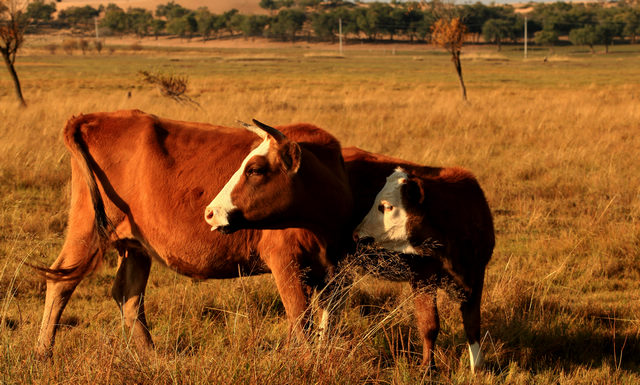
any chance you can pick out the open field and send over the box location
[1,41,640,384]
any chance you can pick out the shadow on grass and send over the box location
[486,298,640,374]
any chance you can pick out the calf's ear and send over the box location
[402,178,424,205]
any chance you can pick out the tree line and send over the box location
[23,0,640,49]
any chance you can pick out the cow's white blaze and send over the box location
[205,138,271,230]
[318,308,330,341]
[468,342,484,373]
[354,168,417,254]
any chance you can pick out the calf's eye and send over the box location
[378,203,393,213]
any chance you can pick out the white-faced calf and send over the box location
[346,147,494,372]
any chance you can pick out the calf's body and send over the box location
[345,147,494,371]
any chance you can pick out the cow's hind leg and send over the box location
[460,286,484,373]
[111,245,153,351]
[411,282,439,369]
[36,237,102,358]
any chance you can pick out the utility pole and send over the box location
[339,18,343,55]
[524,15,528,59]
[95,17,99,40]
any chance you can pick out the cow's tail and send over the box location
[30,114,115,282]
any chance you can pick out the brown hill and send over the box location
[56,0,266,14]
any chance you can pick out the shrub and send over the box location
[78,39,90,54]
[44,43,57,55]
[130,42,143,52]
[62,39,78,55]
[94,40,103,54]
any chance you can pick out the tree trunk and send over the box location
[452,51,467,102]
[2,52,26,107]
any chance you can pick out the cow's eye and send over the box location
[246,167,266,177]
[378,203,393,213]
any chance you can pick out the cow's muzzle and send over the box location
[205,206,245,234]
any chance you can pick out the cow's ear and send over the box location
[402,178,424,205]
[279,141,301,174]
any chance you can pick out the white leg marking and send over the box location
[205,138,271,230]
[468,342,484,373]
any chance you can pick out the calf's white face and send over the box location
[354,168,417,254]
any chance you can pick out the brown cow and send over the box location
[35,110,352,358]
[345,147,494,372]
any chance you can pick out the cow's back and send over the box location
[64,110,268,278]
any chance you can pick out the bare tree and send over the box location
[0,0,28,106]
[431,17,468,102]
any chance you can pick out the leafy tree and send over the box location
[402,7,426,42]
[156,1,189,21]
[127,8,153,37]
[534,28,559,48]
[239,14,269,38]
[354,7,377,40]
[259,0,278,14]
[269,8,305,41]
[151,19,165,39]
[195,7,214,40]
[100,4,127,34]
[57,5,100,31]
[221,8,238,36]
[620,8,640,43]
[460,3,503,41]
[311,11,336,41]
[1,0,28,106]
[332,6,358,41]
[595,21,618,53]
[167,12,197,39]
[416,9,436,41]
[482,18,513,51]
[432,17,468,101]
[25,0,55,25]
[569,25,597,53]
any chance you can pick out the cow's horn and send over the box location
[237,120,268,140]
[252,119,287,143]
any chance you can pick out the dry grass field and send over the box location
[1,41,640,384]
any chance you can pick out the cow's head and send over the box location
[353,168,426,254]
[204,120,305,234]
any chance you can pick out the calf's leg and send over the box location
[460,287,484,373]
[411,283,439,369]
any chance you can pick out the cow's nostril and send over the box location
[358,236,374,246]
[205,208,214,220]
[352,232,360,242]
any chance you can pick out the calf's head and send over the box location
[204,120,303,233]
[354,168,426,254]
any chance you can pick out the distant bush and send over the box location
[78,39,90,54]
[139,70,199,107]
[44,43,57,55]
[130,42,143,51]
[94,40,103,54]
[62,39,78,55]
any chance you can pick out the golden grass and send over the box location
[1,46,639,384]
